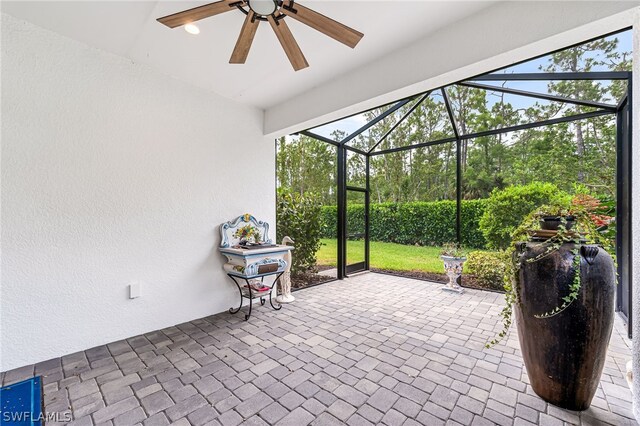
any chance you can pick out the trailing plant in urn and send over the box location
[488,194,615,411]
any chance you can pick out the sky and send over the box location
[307,29,632,142]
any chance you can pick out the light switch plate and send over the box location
[129,282,141,299]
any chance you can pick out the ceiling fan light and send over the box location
[248,0,278,16]
[184,23,200,35]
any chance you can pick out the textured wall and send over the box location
[633,9,640,423]
[1,14,274,371]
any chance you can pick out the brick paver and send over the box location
[1,273,636,425]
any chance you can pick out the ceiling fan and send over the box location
[157,0,364,71]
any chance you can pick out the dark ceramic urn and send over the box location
[514,241,616,411]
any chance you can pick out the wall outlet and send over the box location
[129,282,141,299]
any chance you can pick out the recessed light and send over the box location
[184,23,200,35]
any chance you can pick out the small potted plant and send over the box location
[440,242,467,293]
[537,205,576,231]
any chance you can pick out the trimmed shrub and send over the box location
[319,205,338,239]
[395,202,455,246]
[276,190,323,275]
[465,250,510,291]
[319,199,488,248]
[479,182,570,250]
[460,200,488,248]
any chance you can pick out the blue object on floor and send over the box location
[0,377,43,425]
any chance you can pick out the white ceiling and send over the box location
[3,1,497,109]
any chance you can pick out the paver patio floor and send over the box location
[1,273,635,425]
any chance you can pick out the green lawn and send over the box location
[316,238,445,274]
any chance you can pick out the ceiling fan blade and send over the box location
[157,1,237,28]
[230,11,259,64]
[280,2,363,49]
[267,15,309,71]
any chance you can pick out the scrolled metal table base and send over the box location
[228,272,283,321]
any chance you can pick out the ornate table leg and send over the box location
[270,272,283,311]
[228,275,243,314]
[245,278,253,321]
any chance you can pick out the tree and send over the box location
[541,37,625,186]
[276,33,630,222]
[276,134,336,204]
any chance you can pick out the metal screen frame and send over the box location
[285,33,633,337]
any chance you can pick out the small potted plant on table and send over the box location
[440,243,467,294]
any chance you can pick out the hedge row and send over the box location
[319,199,488,248]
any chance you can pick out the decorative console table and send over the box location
[219,214,293,320]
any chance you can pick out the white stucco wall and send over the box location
[0,14,274,371]
[632,8,640,423]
